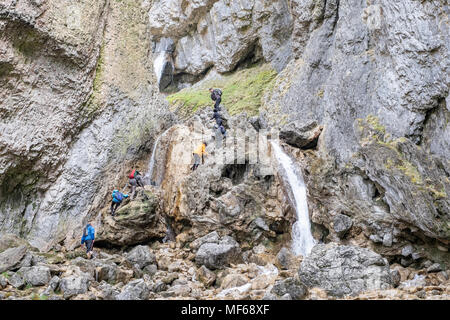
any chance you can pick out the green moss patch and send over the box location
[166,63,278,118]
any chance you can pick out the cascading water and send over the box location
[270,142,316,257]
[144,128,171,185]
[153,51,166,85]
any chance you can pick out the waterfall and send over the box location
[144,128,171,185]
[270,142,316,257]
[153,51,166,85]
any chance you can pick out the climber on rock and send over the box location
[110,189,129,216]
[211,109,223,127]
[81,221,95,259]
[219,124,227,138]
[209,88,222,111]
[128,169,145,199]
[191,141,208,171]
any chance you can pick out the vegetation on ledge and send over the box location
[166,63,277,118]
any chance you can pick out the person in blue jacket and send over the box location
[110,189,129,216]
[81,222,95,259]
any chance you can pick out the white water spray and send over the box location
[144,128,171,185]
[153,51,166,85]
[271,142,316,257]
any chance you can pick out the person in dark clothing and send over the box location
[211,110,223,126]
[219,124,227,138]
[110,190,129,216]
[209,88,222,111]
[81,222,95,259]
[128,169,145,199]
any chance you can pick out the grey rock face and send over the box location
[17,266,51,287]
[60,274,92,299]
[0,246,28,273]
[0,0,174,252]
[195,237,241,270]
[332,214,353,238]
[149,0,293,85]
[116,279,150,300]
[125,245,156,270]
[298,243,393,297]
[261,0,449,244]
[271,277,307,300]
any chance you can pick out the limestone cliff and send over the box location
[0,0,173,251]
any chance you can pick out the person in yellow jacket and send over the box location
[191,142,208,171]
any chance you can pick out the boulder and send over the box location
[401,245,414,257]
[143,264,158,276]
[190,231,220,251]
[333,214,353,238]
[95,190,167,246]
[60,274,92,299]
[0,234,30,253]
[298,243,393,297]
[125,245,156,270]
[43,276,60,296]
[196,265,216,287]
[98,282,120,300]
[0,275,7,289]
[116,279,150,300]
[8,273,25,289]
[427,263,443,273]
[195,236,241,270]
[280,120,323,149]
[17,266,51,286]
[276,247,297,270]
[0,246,29,273]
[271,277,307,300]
[220,274,249,290]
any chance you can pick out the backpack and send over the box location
[214,89,222,97]
[129,169,136,179]
[112,190,123,202]
[83,226,88,237]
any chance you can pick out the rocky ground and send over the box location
[1,233,449,300]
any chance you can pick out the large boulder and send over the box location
[60,273,93,299]
[195,236,242,270]
[298,243,393,297]
[280,120,323,149]
[116,279,150,300]
[271,277,308,300]
[17,266,51,287]
[0,246,29,273]
[0,234,30,253]
[95,190,167,247]
[125,245,156,270]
